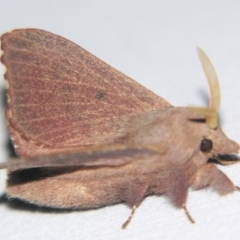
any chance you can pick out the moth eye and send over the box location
[200,139,213,152]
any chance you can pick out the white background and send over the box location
[1,1,240,239]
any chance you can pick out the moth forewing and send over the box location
[1,29,170,158]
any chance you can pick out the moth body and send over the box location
[6,107,239,211]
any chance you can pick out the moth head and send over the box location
[186,48,239,158]
[144,48,239,167]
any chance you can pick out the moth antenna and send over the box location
[183,205,195,224]
[197,47,221,112]
[188,107,216,118]
[122,205,137,229]
[196,47,220,129]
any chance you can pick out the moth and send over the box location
[0,29,239,228]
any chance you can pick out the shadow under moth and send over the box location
[0,29,239,228]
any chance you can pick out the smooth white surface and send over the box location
[1,1,240,239]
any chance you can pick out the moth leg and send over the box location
[190,163,235,195]
[167,171,194,223]
[122,205,137,229]
[121,184,148,229]
[183,205,195,223]
[121,202,195,228]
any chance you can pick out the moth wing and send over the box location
[0,146,160,172]
[1,29,170,157]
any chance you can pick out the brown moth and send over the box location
[0,29,239,228]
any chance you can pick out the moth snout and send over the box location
[213,138,239,155]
